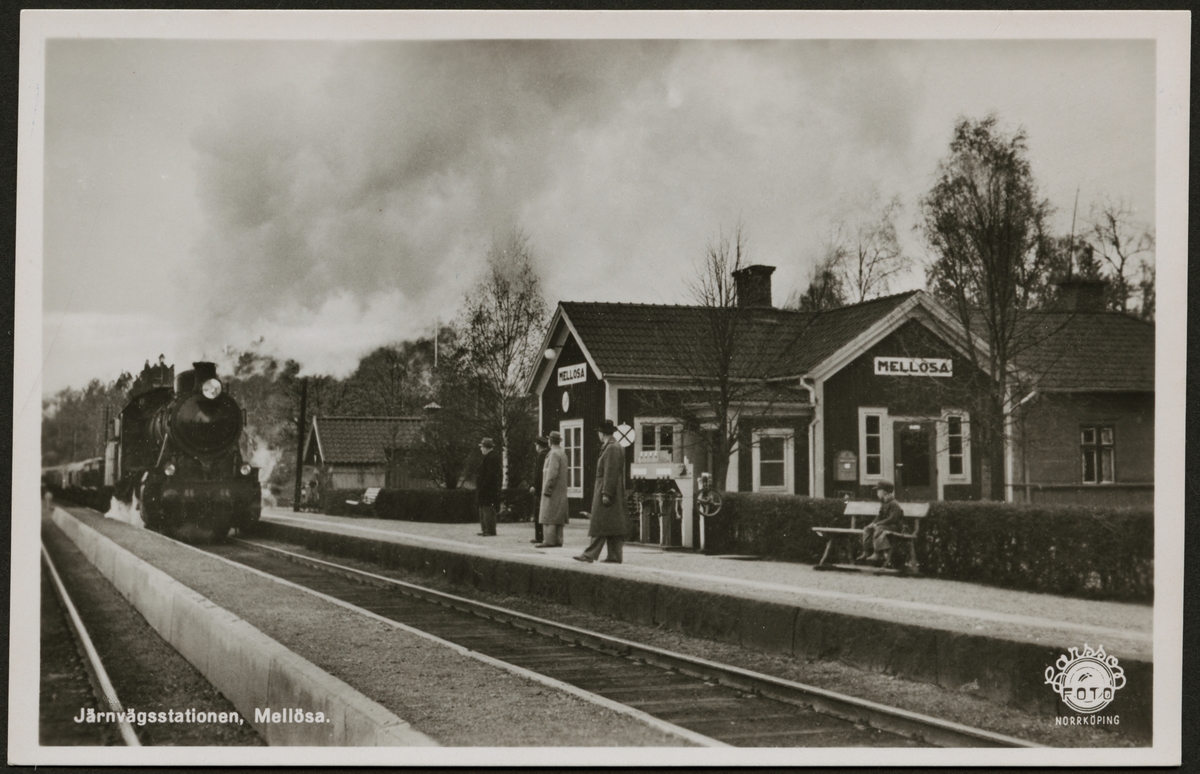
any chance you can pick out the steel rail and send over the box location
[234,537,1043,749]
[41,543,142,747]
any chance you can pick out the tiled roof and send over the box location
[1005,312,1154,392]
[560,292,919,381]
[556,293,1153,393]
[310,416,424,464]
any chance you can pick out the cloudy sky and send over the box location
[35,14,1162,395]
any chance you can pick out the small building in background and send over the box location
[301,416,431,492]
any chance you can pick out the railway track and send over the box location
[41,545,140,747]
[40,516,266,747]
[202,537,1041,749]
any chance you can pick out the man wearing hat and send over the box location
[859,479,905,565]
[476,437,502,537]
[536,431,569,548]
[528,436,550,544]
[575,419,628,564]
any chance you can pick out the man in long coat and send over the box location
[536,431,569,547]
[476,437,501,536]
[528,436,549,543]
[574,419,628,563]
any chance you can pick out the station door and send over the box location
[893,420,936,501]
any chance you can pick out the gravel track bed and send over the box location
[255,535,1144,749]
[65,510,690,747]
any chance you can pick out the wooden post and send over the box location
[293,379,307,512]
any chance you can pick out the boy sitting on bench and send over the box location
[858,479,904,565]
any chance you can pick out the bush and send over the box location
[318,488,375,517]
[703,493,842,561]
[920,500,1153,602]
[499,488,537,523]
[705,493,1153,602]
[372,488,476,523]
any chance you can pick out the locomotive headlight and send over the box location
[240,464,252,476]
[201,378,223,400]
[164,463,177,476]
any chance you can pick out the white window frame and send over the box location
[1080,424,1115,484]
[858,407,891,485]
[560,419,584,498]
[634,416,682,464]
[938,409,972,486]
[752,429,794,494]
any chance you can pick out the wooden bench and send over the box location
[812,500,930,575]
[345,487,382,507]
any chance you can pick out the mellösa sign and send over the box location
[874,357,953,377]
[557,362,587,386]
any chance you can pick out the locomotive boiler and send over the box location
[108,359,261,542]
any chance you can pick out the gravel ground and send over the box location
[253,534,1146,749]
[266,510,1153,662]
[64,509,691,747]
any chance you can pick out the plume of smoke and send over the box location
[105,490,144,529]
[243,427,282,508]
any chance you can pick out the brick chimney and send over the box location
[732,264,776,308]
[1055,278,1108,312]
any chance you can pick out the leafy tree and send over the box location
[342,340,436,417]
[919,114,1059,499]
[41,374,132,467]
[458,228,548,488]
[412,325,478,489]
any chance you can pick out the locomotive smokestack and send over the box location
[176,361,218,394]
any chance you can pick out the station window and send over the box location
[752,429,793,493]
[864,414,882,476]
[561,420,584,497]
[947,416,964,476]
[1081,425,1114,484]
[636,419,681,463]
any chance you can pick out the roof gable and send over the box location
[307,416,424,465]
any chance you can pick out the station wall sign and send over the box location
[874,356,953,377]
[557,363,587,386]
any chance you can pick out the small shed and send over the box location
[302,416,428,491]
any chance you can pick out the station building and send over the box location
[524,265,1154,519]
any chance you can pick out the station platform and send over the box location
[262,508,1152,663]
[256,507,1153,740]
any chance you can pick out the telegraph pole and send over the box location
[293,379,307,512]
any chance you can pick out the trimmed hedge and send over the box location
[366,487,537,524]
[372,488,476,523]
[705,493,1153,602]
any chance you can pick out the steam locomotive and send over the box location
[45,359,262,542]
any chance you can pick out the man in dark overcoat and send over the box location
[476,437,501,536]
[528,436,549,544]
[574,419,628,564]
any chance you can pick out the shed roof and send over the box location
[306,416,424,465]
